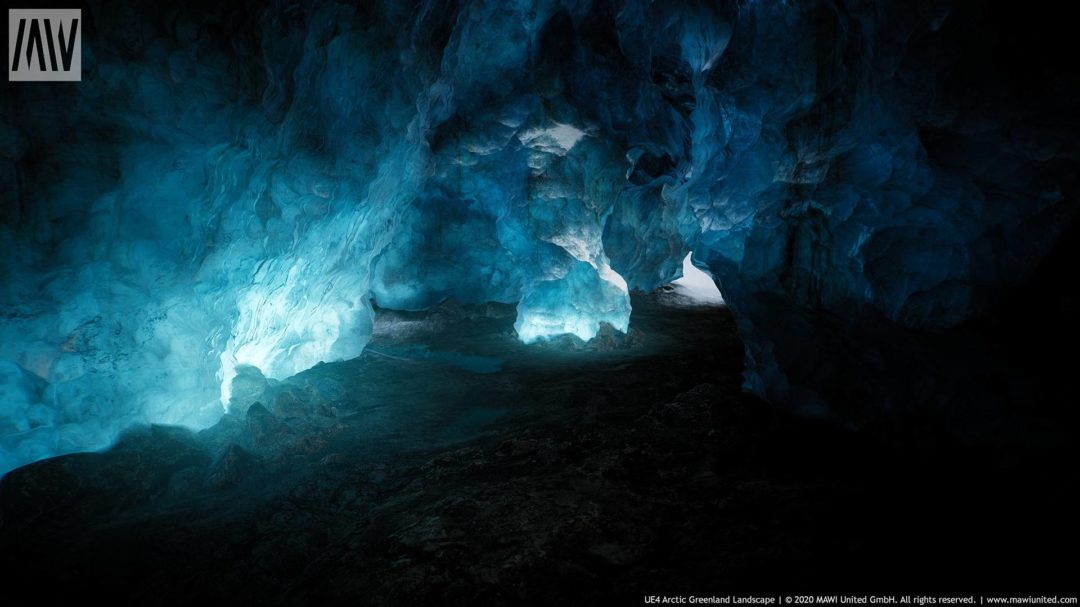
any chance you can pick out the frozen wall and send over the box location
[2,0,1077,473]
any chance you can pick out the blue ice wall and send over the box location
[2,0,1077,472]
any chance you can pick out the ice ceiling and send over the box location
[1,0,1076,473]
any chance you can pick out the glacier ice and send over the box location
[2,0,1077,473]
[515,260,631,344]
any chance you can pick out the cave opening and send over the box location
[663,251,726,307]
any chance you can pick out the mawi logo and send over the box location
[8,9,81,81]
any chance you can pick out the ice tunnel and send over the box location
[2,0,1078,475]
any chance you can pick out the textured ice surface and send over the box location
[515,260,631,344]
[1,0,1077,473]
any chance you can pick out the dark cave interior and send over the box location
[1,0,1078,601]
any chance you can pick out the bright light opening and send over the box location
[670,252,725,306]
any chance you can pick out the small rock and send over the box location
[284,433,328,455]
[270,386,310,418]
[205,444,261,489]
[229,365,270,416]
[246,402,290,449]
[318,453,347,465]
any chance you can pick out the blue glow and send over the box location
[1,0,1072,474]
[514,261,631,344]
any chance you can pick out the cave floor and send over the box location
[1,294,1075,604]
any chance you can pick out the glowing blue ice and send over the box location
[515,261,631,343]
[1,0,1073,473]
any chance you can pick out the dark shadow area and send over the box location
[1,293,1075,603]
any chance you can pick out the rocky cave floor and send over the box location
[1,294,1076,604]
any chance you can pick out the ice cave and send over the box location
[1,0,1077,600]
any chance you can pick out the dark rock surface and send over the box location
[1,297,1076,603]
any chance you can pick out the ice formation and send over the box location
[1,0,1076,473]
